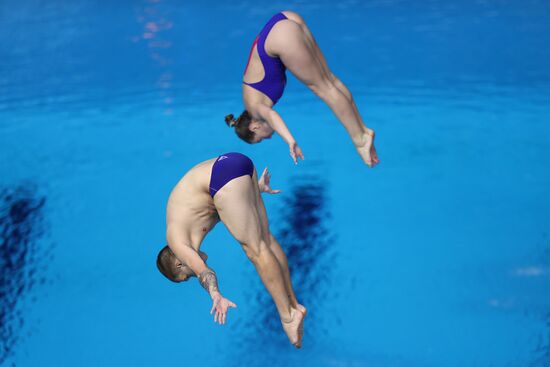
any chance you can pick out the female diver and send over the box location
[225,10,379,167]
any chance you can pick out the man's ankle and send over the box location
[281,308,295,323]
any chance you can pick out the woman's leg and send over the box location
[283,12,354,101]
[292,15,377,165]
[269,14,379,166]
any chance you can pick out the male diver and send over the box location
[156,152,306,348]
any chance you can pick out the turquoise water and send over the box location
[1,1,549,366]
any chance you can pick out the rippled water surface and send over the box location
[1,1,549,366]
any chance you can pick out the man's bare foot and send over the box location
[354,129,379,167]
[281,308,305,348]
[297,304,307,316]
[296,304,307,345]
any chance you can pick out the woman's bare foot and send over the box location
[354,129,379,167]
[281,308,305,348]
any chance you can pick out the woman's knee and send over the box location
[309,80,340,102]
[332,75,354,101]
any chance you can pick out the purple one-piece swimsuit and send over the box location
[243,13,288,105]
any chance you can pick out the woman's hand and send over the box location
[255,105,303,164]
[258,167,281,194]
[210,291,237,325]
[289,142,305,165]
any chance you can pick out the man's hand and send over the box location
[210,292,237,325]
[258,167,281,194]
[289,142,304,165]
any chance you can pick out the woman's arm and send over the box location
[255,104,305,164]
[255,104,294,144]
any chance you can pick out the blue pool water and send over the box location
[1,1,549,366]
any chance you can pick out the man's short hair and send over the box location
[156,245,180,283]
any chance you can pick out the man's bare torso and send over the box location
[166,158,219,251]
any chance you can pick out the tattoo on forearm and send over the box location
[198,269,219,294]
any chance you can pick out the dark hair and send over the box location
[225,111,254,143]
[156,245,180,283]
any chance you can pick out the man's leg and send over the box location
[249,172,302,310]
[214,175,304,347]
[268,235,300,307]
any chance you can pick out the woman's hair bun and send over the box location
[225,114,237,127]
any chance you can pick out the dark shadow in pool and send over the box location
[531,312,550,367]
[530,232,550,367]
[0,185,48,365]
[231,175,336,366]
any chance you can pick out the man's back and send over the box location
[166,157,219,250]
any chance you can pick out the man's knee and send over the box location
[241,239,270,264]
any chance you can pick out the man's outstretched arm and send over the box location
[258,167,281,194]
[169,242,236,324]
[198,268,219,294]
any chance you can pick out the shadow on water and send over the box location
[231,174,336,366]
[0,185,48,365]
[532,314,550,367]
[531,233,550,367]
